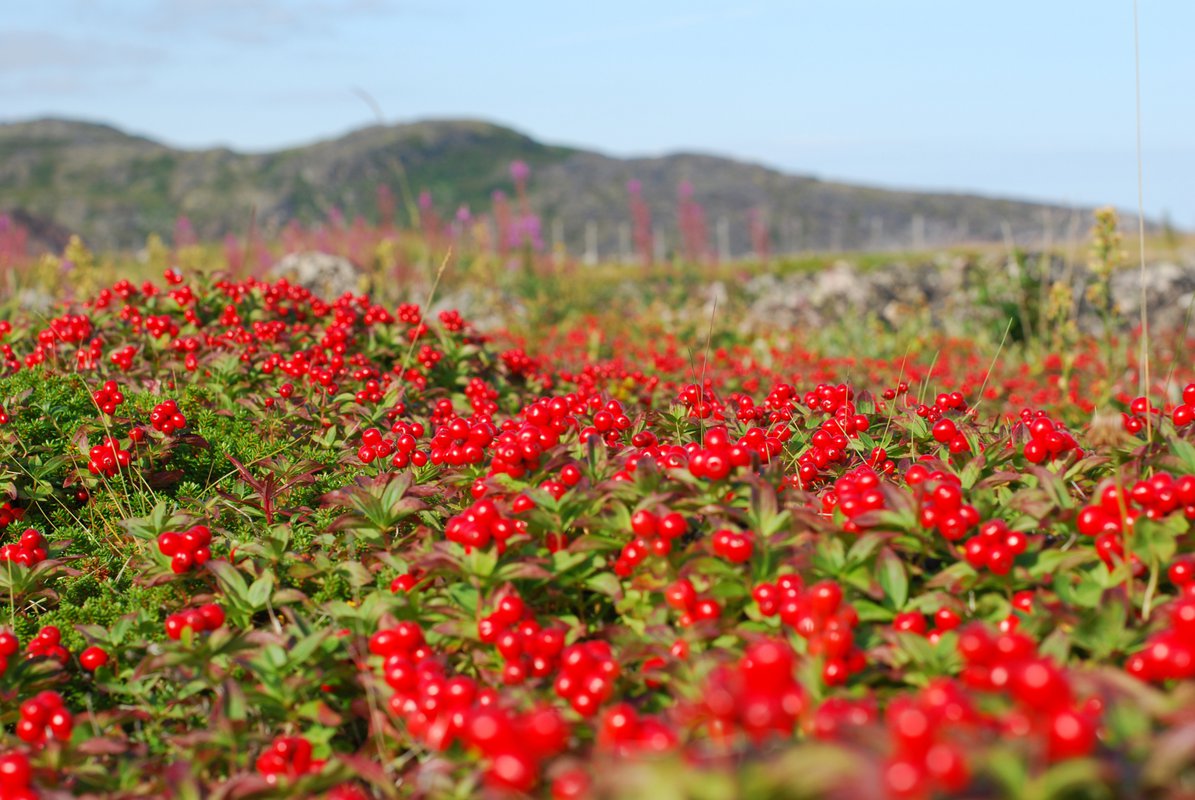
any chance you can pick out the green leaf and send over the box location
[1072,599,1129,659]
[1169,436,1195,474]
[1039,627,1072,664]
[585,572,623,600]
[220,679,246,721]
[845,533,885,566]
[1029,548,1093,579]
[1054,566,1104,609]
[463,547,498,579]
[551,549,589,574]
[247,571,275,608]
[208,560,251,605]
[813,536,846,576]
[853,598,894,623]
[1030,757,1103,799]
[893,631,936,667]
[1132,515,1187,568]
[877,548,909,610]
[286,630,329,668]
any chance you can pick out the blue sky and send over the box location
[4,1,1193,224]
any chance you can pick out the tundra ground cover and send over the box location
[0,251,1194,799]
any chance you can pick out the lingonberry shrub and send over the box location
[0,248,1190,797]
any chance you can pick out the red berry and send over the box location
[79,646,109,672]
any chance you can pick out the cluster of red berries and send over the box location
[386,420,430,468]
[0,750,37,800]
[893,607,964,643]
[823,466,888,533]
[956,625,1099,761]
[165,603,225,640]
[255,735,324,785]
[802,382,855,413]
[149,399,186,434]
[664,577,723,626]
[91,379,125,414]
[462,704,570,793]
[929,416,972,455]
[375,624,523,765]
[687,425,779,481]
[477,593,566,685]
[811,695,877,740]
[445,497,525,552]
[0,529,48,567]
[25,626,68,664]
[43,313,92,345]
[354,378,385,405]
[791,411,862,487]
[595,702,677,756]
[0,630,18,676]
[961,519,1029,575]
[1077,476,1195,570]
[16,691,73,746]
[109,344,137,371]
[415,344,442,371]
[144,314,179,339]
[1127,472,1195,520]
[621,439,689,478]
[612,508,688,576]
[915,391,970,417]
[678,382,722,419]
[701,638,806,743]
[490,419,562,479]
[757,577,864,685]
[553,640,620,717]
[396,303,421,325]
[499,347,537,378]
[356,428,395,464]
[882,682,973,797]
[428,415,496,468]
[157,524,213,573]
[372,621,433,694]
[463,377,499,415]
[438,309,465,331]
[577,399,632,446]
[908,466,980,542]
[1172,383,1195,427]
[0,502,24,531]
[1126,594,1195,681]
[711,527,755,564]
[87,436,130,477]
[1121,395,1160,435]
[1020,412,1080,463]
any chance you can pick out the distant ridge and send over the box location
[0,116,1129,255]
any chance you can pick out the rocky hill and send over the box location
[0,117,1133,255]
